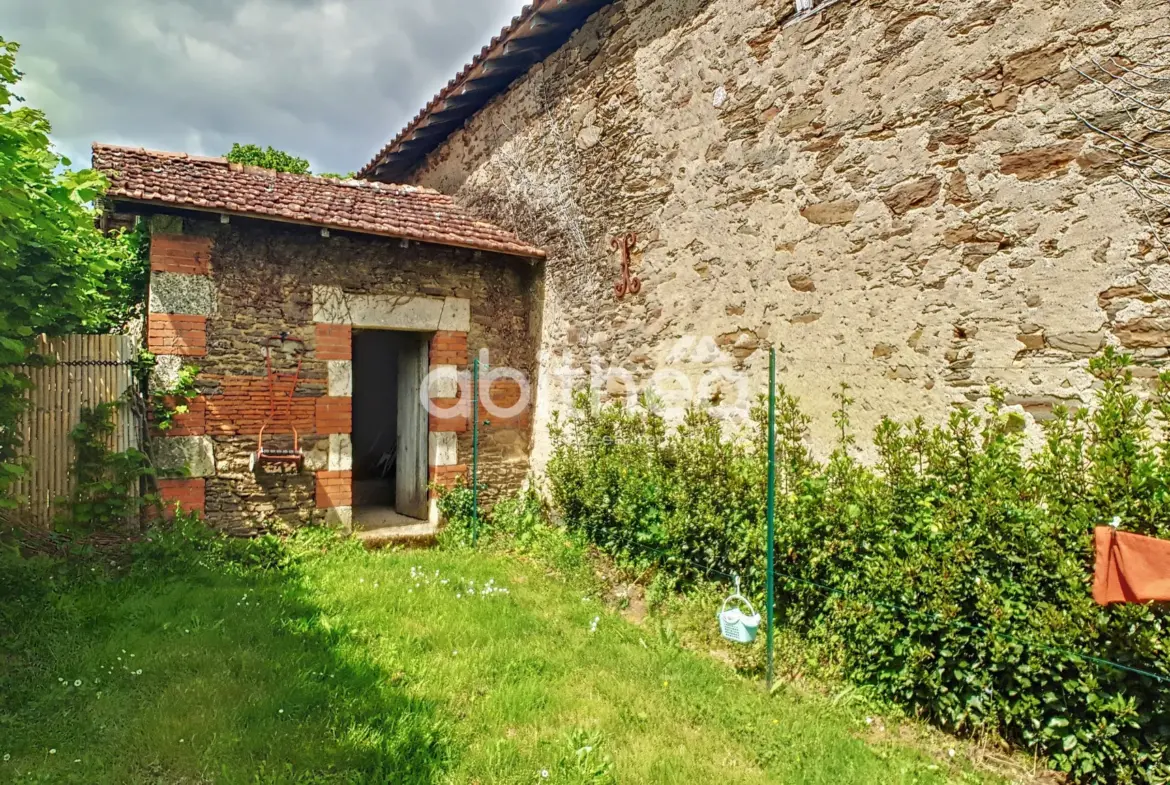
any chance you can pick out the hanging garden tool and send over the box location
[718,575,761,644]
[251,333,306,472]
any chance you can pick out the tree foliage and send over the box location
[224,143,311,175]
[0,37,142,501]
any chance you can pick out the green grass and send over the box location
[0,530,992,783]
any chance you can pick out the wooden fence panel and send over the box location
[10,335,140,526]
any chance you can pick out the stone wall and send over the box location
[407,0,1170,466]
[144,213,538,532]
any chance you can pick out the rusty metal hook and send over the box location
[612,232,641,300]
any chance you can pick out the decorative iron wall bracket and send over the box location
[612,232,642,300]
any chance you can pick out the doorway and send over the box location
[351,329,430,525]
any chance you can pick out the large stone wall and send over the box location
[407,0,1170,466]
[144,214,538,532]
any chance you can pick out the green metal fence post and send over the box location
[471,356,480,545]
[766,347,777,692]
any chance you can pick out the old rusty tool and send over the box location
[252,333,306,472]
[612,232,642,299]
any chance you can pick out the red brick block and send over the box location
[202,375,315,437]
[153,395,206,437]
[429,464,468,496]
[147,314,207,357]
[315,323,352,361]
[156,478,205,518]
[315,396,352,435]
[430,330,468,366]
[429,397,468,433]
[316,470,352,508]
[151,234,211,275]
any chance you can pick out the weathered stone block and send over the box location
[327,360,353,397]
[787,273,816,292]
[1000,141,1084,181]
[800,200,858,226]
[1046,331,1104,355]
[329,434,353,472]
[883,176,940,216]
[153,435,216,478]
[429,431,458,467]
[149,272,217,316]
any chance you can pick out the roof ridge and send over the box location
[91,142,446,196]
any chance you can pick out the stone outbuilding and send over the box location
[94,144,544,534]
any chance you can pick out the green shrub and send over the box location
[435,481,478,549]
[546,349,1170,784]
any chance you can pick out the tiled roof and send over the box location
[93,143,544,259]
[360,0,612,182]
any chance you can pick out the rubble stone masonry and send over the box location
[408,0,1170,466]
[146,215,538,532]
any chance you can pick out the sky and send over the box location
[2,0,527,175]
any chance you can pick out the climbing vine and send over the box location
[134,350,200,433]
[57,402,154,531]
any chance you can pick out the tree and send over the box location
[0,37,139,502]
[224,143,311,175]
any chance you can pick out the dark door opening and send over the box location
[352,329,430,524]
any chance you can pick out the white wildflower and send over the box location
[74,680,81,687]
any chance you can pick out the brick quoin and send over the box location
[429,464,468,495]
[315,470,353,508]
[153,396,206,437]
[479,378,529,429]
[203,375,315,437]
[315,396,352,434]
[429,397,468,433]
[150,234,212,275]
[156,478,205,518]
[147,314,207,357]
[430,331,468,366]
[315,323,352,361]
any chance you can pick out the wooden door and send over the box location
[395,334,430,520]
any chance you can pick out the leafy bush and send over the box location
[546,350,1170,783]
[434,480,478,549]
[225,143,311,175]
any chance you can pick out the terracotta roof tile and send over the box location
[92,143,544,259]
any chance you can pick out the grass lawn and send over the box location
[0,529,993,784]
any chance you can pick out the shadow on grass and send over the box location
[0,527,450,784]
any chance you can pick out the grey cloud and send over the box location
[1,0,526,175]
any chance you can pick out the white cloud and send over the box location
[1,0,527,175]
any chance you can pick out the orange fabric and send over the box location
[1093,527,1170,605]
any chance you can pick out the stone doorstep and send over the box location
[356,522,440,550]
